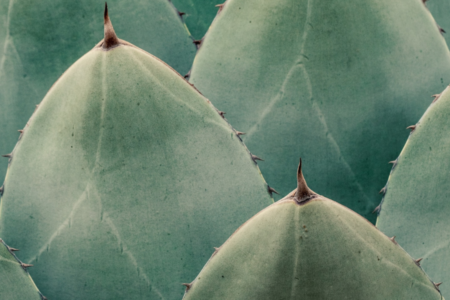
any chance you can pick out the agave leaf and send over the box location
[183,161,443,300]
[0,0,196,183]
[0,8,272,299]
[189,0,450,223]
[377,85,450,299]
[0,239,45,300]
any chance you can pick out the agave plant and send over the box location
[188,0,450,223]
[0,0,196,184]
[377,84,450,299]
[0,5,272,299]
[183,160,444,300]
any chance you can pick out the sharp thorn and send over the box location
[2,153,12,158]
[182,283,192,291]
[193,39,203,50]
[18,129,24,134]
[21,263,33,269]
[184,70,191,79]
[435,282,443,288]
[8,246,19,252]
[214,247,219,251]
[251,154,264,162]
[178,11,186,17]
[216,3,225,12]
[379,187,386,194]
[432,94,441,103]
[294,158,316,203]
[235,131,245,136]
[268,186,279,195]
[414,258,423,266]
[103,2,120,50]
[372,205,381,214]
[389,236,398,245]
[406,125,416,131]
[389,160,397,164]
[218,111,226,118]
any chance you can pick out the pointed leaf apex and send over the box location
[294,158,316,204]
[103,3,120,50]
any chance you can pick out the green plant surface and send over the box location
[0,0,196,185]
[426,0,450,47]
[0,11,272,299]
[376,85,450,299]
[170,0,220,40]
[183,162,443,300]
[0,239,45,300]
[189,0,450,224]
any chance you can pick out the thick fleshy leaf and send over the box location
[183,164,443,300]
[377,85,450,299]
[189,0,450,223]
[0,15,272,299]
[0,0,196,183]
[0,239,44,300]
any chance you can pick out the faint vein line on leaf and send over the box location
[245,61,302,139]
[246,0,313,140]
[27,185,90,264]
[422,239,450,261]
[299,0,371,211]
[309,85,372,211]
[102,213,165,300]
[0,0,14,75]
[28,57,109,263]
[289,208,301,299]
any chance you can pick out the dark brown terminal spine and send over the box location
[103,2,120,50]
[294,158,317,204]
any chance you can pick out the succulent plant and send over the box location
[0,0,196,184]
[376,85,450,299]
[0,239,46,300]
[170,0,220,40]
[0,6,272,299]
[188,0,450,223]
[183,160,444,300]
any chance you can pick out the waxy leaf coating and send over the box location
[0,11,272,300]
[189,0,450,223]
